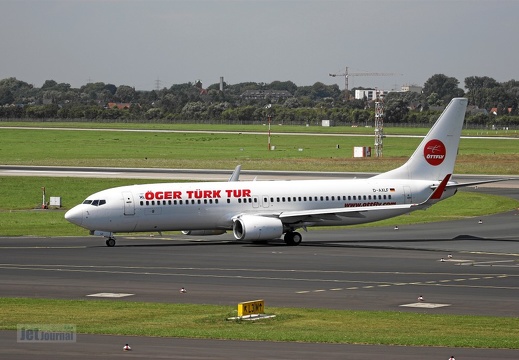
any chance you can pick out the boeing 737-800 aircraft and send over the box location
[65,98,505,247]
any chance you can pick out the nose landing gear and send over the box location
[105,237,116,247]
[91,231,116,247]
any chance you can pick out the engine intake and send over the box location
[233,215,284,241]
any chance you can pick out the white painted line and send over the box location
[400,302,451,309]
[6,170,120,175]
[87,293,134,298]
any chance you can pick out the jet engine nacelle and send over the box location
[232,215,284,241]
[181,230,227,236]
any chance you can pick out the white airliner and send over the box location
[65,98,505,247]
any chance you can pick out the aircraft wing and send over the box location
[234,203,416,228]
[278,204,417,222]
[276,174,453,224]
[277,203,416,223]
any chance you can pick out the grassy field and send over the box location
[0,127,517,174]
[1,298,518,348]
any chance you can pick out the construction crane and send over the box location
[329,66,401,92]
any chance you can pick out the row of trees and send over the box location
[1,74,518,127]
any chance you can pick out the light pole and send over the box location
[265,104,272,150]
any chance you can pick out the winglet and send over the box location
[228,165,241,182]
[429,174,451,200]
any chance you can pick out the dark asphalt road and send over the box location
[1,208,518,359]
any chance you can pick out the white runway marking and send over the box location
[458,260,519,267]
[87,293,134,298]
[400,302,451,309]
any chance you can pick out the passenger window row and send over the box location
[267,194,392,203]
[140,199,220,206]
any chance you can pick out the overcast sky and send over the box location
[1,0,517,91]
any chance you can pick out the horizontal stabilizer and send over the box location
[445,178,513,190]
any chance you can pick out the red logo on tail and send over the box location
[423,139,446,166]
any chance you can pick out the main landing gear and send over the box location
[105,237,116,247]
[284,231,302,246]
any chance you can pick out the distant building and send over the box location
[401,84,422,94]
[490,107,512,115]
[240,90,292,101]
[107,102,132,110]
[354,89,386,101]
[354,85,422,101]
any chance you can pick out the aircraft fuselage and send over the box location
[65,178,454,234]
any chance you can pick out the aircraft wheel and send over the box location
[291,232,302,245]
[284,232,294,245]
[284,231,302,246]
[106,238,116,247]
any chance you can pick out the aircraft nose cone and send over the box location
[65,207,83,226]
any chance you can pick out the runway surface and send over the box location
[1,165,519,185]
[2,330,518,360]
[1,167,518,359]
[1,208,519,358]
[1,208,519,314]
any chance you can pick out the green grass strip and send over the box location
[1,298,518,348]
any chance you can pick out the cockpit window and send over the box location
[82,199,106,207]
